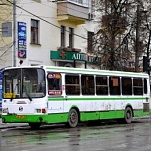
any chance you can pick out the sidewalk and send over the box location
[133,114,151,120]
[0,118,28,129]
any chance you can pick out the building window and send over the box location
[87,31,94,52]
[61,26,66,47]
[78,0,82,4]
[69,27,74,48]
[31,19,39,44]
[68,0,89,7]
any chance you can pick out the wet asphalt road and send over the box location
[0,119,151,151]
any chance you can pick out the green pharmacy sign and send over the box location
[50,50,99,63]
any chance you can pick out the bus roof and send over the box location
[3,65,149,78]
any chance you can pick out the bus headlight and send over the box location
[2,108,8,113]
[36,108,46,113]
[36,109,41,113]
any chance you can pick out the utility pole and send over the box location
[142,9,151,75]
[146,26,151,75]
[13,0,16,67]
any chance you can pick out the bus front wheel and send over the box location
[67,108,79,128]
[124,107,133,124]
[29,123,41,129]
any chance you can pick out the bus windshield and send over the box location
[3,68,46,99]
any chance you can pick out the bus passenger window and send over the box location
[81,75,94,95]
[47,73,62,95]
[122,77,132,95]
[96,76,108,95]
[65,75,80,95]
[109,77,120,95]
[144,78,147,94]
[48,79,61,90]
[133,78,143,95]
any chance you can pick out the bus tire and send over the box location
[29,123,41,129]
[124,107,133,124]
[67,108,79,128]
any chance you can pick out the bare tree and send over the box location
[92,0,151,72]
[0,0,13,66]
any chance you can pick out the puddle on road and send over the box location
[1,121,151,151]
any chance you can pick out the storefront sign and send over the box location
[18,22,26,58]
[50,50,100,64]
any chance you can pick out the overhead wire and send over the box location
[0,42,14,58]
[6,0,88,40]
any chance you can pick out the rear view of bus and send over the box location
[2,67,46,129]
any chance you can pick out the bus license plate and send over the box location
[16,115,26,119]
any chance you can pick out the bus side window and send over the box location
[81,75,94,95]
[48,79,61,90]
[133,78,143,95]
[122,77,132,95]
[144,78,147,94]
[65,74,80,95]
[47,73,62,91]
[96,76,108,95]
[109,77,120,95]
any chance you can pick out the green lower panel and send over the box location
[80,109,150,121]
[99,110,150,120]
[2,113,68,124]
[133,110,150,117]
[47,113,68,123]
[2,109,150,124]
[80,110,124,121]
[81,112,100,121]
[99,110,124,120]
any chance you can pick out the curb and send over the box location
[133,115,151,120]
[0,124,28,129]
[0,118,28,129]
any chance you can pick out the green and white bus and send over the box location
[1,66,151,128]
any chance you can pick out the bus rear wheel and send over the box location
[67,108,79,128]
[124,107,133,124]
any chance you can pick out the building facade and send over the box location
[0,0,96,68]
[0,0,13,67]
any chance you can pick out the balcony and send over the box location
[57,1,89,25]
[57,46,81,52]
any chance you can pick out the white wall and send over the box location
[15,0,94,68]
